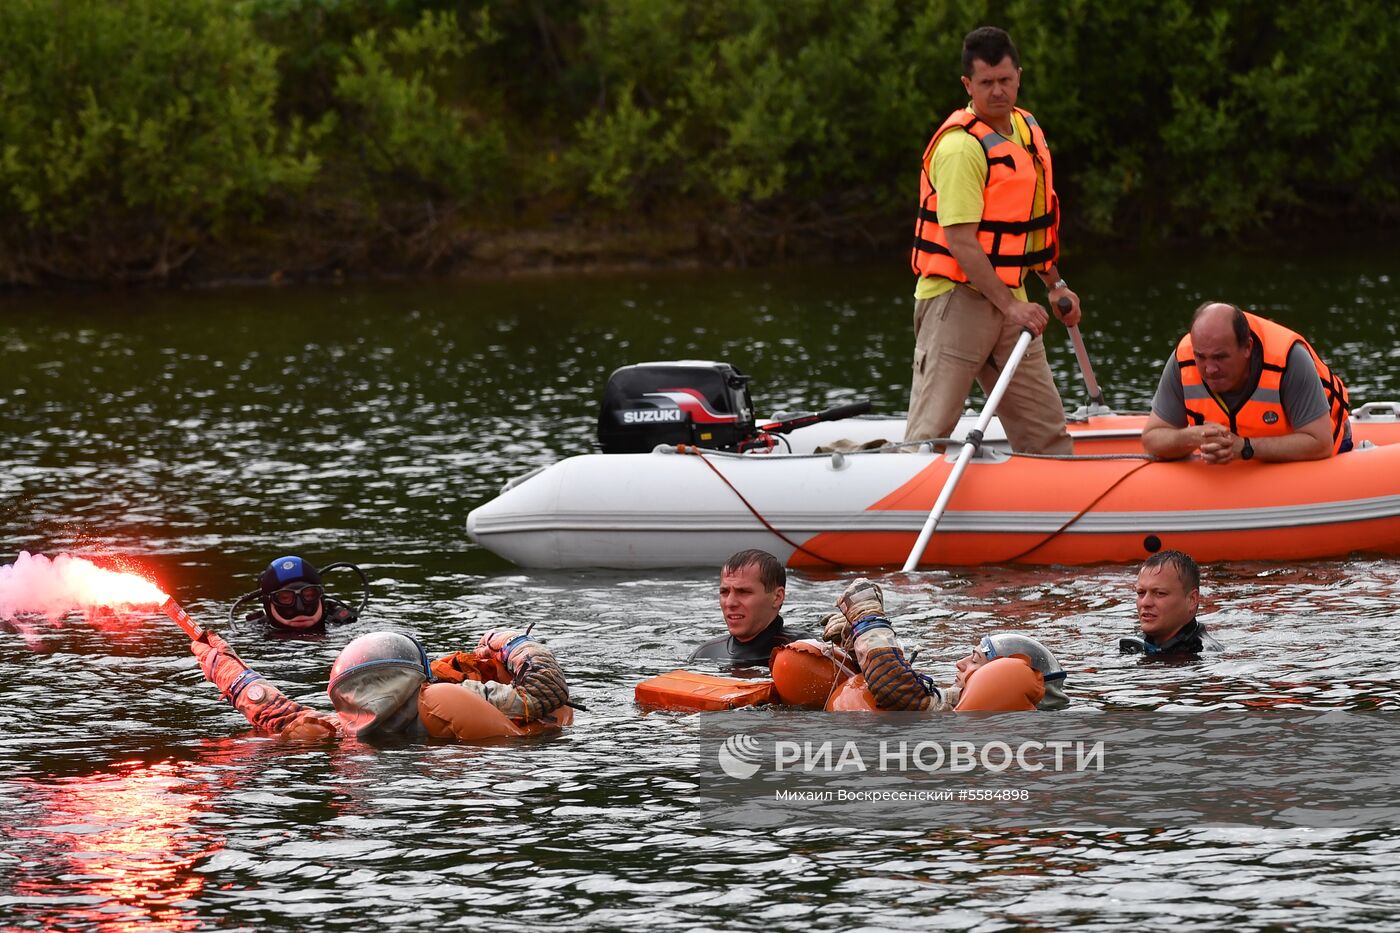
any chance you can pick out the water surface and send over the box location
[3,244,1400,930]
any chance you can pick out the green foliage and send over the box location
[1009,0,1400,238]
[330,10,507,201]
[2,0,1398,281]
[568,0,985,224]
[0,0,315,278]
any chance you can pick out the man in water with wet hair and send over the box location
[1121,549,1222,657]
[690,549,814,666]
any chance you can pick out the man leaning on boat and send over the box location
[1142,302,1351,463]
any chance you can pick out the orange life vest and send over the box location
[822,656,1045,713]
[421,651,572,738]
[1176,312,1350,452]
[953,656,1044,712]
[911,107,1059,287]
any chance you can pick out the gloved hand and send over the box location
[836,577,885,625]
[476,630,569,720]
[821,612,852,650]
[190,631,251,696]
[278,709,340,741]
[833,580,946,711]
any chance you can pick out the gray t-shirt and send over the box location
[1150,340,1330,430]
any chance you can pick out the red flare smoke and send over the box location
[0,551,169,622]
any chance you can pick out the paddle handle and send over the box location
[901,329,1034,572]
[1058,297,1106,408]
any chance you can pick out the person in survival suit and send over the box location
[819,577,1065,711]
[951,633,1069,710]
[228,555,369,634]
[188,627,571,741]
[689,549,816,668]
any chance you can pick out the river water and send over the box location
[3,244,1400,931]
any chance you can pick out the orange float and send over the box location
[825,674,881,712]
[824,656,1046,713]
[634,669,776,712]
[421,651,573,738]
[770,640,856,708]
[952,657,1044,712]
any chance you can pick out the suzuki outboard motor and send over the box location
[597,361,756,453]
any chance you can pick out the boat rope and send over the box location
[1010,451,1155,461]
[665,439,1154,461]
[668,441,1161,566]
[999,458,1156,562]
[675,444,845,568]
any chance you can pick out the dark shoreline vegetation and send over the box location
[2,0,1396,289]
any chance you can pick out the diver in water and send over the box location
[229,555,369,634]
[189,627,572,741]
[1120,549,1223,658]
[819,578,1067,711]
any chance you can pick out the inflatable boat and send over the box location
[466,361,1400,570]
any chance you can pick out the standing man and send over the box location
[907,26,1081,454]
[1141,301,1351,463]
[1121,550,1222,657]
[690,549,813,666]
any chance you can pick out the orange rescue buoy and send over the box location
[824,674,881,712]
[634,669,776,712]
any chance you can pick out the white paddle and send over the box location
[901,328,1034,572]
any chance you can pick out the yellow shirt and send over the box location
[913,108,1047,301]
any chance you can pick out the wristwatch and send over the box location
[1240,437,1254,461]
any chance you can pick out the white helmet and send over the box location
[327,632,432,737]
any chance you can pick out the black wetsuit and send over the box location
[1122,618,1222,657]
[688,615,815,666]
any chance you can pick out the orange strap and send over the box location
[430,651,511,685]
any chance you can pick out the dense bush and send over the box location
[1012,0,1400,237]
[0,0,316,282]
[1,0,1396,283]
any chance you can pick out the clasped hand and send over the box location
[1195,424,1241,464]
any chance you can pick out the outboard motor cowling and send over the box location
[597,361,756,453]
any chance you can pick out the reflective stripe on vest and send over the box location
[1176,311,1351,452]
[910,107,1059,287]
